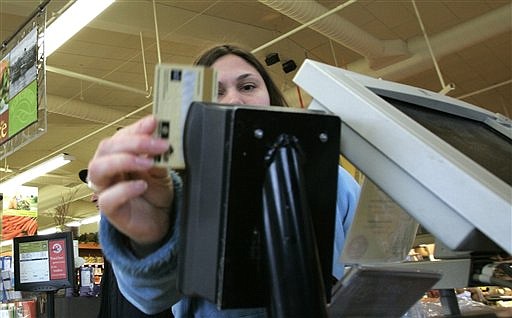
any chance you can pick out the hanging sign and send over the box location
[0,9,47,160]
[0,28,38,145]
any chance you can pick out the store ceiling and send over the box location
[0,0,510,231]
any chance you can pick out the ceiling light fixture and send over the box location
[36,228,58,236]
[66,214,101,228]
[0,153,74,192]
[45,0,115,57]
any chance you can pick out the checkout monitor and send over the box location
[293,59,511,255]
[13,232,75,292]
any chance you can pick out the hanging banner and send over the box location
[0,28,38,144]
[0,9,47,160]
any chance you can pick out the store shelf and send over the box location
[78,242,101,249]
[79,242,103,264]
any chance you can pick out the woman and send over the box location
[88,45,360,317]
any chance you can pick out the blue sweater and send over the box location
[99,166,360,317]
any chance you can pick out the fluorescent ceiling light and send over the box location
[37,227,58,236]
[0,153,74,192]
[0,240,13,247]
[79,214,101,225]
[45,0,115,57]
[65,221,82,227]
[65,214,101,227]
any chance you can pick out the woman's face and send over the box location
[211,54,271,106]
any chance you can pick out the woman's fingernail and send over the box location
[135,156,154,167]
[133,180,148,192]
[152,139,169,149]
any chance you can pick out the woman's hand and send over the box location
[87,115,174,247]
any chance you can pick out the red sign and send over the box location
[0,109,8,144]
[49,239,68,280]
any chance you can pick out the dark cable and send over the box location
[1,0,51,50]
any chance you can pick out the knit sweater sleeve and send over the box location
[98,172,183,315]
[332,166,361,279]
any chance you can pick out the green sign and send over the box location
[0,28,38,145]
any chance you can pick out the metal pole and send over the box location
[262,134,328,317]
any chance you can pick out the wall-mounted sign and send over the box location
[1,186,38,241]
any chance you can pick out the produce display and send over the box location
[78,232,98,243]
[1,215,38,240]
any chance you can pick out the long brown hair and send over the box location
[194,44,288,107]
